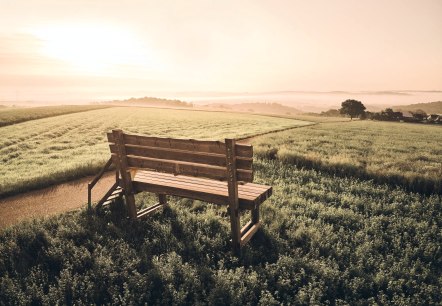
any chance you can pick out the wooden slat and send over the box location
[134,171,267,198]
[126,155,253,182]
[95,182,119,209]
[132,181,269,210]
[240,223,260,246]
[133,171,272,207]
[107,132,253,158]
[137,203,163,219]
[135,176,262,204]
[109,143,252,170]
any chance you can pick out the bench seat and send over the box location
[132,170,272,210]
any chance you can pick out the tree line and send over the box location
[321,99,441,123]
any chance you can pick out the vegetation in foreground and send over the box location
[0,160,440,305]
[253,120,442,194]
[0,107,308,197]
[0,105,109,127]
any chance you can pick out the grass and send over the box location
[1,109,441,304]
[0,105,110,127]
[0,107,308,197]
[0,160,440,304]
[253,120,442,194]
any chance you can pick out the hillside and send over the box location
[204,102,302,116]
[105,96,193,108]
[394,101,442,114]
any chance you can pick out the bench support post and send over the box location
[252,206,259,224]
[158,194,167,206]
[113,129,138,219]
[226,138,241,255]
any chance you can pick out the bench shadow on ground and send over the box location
[90,196,280,266]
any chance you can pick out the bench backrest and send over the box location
[107,130,254,182]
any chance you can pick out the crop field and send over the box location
[253,120,442,194]
[0,107,308,197]
[0,105,109,127]
[0,109,441,304]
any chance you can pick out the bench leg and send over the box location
[158,194,167,206]
[126,194,137,219]
[229,207,242,256]
[252,205,259,224]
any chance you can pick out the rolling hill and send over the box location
[394,101,442,114]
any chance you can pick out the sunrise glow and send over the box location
[30,24,154,75]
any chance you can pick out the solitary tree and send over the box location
[339,99,366,120]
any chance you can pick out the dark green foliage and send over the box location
[1,161,441,305]
[339,100,366,120]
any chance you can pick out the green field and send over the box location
[0,108,441,304]
[253,120,442,194]
[0,160,440,304]
[0,105,109,127]
[0,107,308,197]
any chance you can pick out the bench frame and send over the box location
[108,129,271,254]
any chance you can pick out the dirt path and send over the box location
[0,122,314,230]
[0,173,115,229]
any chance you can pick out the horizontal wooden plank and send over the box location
[107,131,253,158]
[135,170,271,203]
[241,223,260,246]
[135,175,259,202]
[109,143,252,170]
[135,171,267,198]
[132,170,272,209]
[137,203,164,219]
[126,155,253,182]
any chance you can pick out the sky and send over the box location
[0,0,441,102]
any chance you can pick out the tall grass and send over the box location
[0,160,440,304]
[253,120,442,194]
[0,107,307,197]
[0,105,110,127]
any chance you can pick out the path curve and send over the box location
[0,173,115,229]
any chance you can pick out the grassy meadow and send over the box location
[0,107,308,197]
[0,160,440,304]
[0,107,441,304]
[254,120,442,194]
[0,105,109,127]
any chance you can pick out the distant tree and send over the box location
[411,109,427,121]
[381,108,403,121]
[320,109,341,117]
[339,99,366,120]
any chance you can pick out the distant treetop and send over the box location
[339,99,366,120]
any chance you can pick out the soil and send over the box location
[0,172,116,229]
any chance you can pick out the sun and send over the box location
[31,24,151,75]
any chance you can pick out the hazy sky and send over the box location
[0,0,441,101]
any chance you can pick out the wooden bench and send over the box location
[105,129,272,253]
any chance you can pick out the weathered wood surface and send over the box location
[132,170,271,209]
[112,129,137,219]
[109,144,253,170]
[107,132,253,157]
[105,129,272,253]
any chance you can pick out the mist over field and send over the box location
[2,90,442,113]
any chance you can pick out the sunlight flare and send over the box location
[30,24,156,75]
